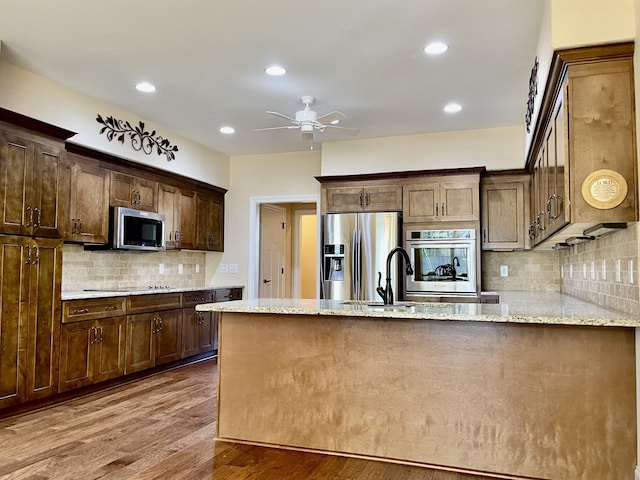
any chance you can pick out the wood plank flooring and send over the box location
[0,359,497,480]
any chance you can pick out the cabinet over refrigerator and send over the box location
[321,212,402,302]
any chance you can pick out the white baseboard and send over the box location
[635,465,640,480]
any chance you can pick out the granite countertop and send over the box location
[61,285,245,301]
[195,291,640,328]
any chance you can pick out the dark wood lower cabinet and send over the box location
[125,309,183,374]
[59,316,126,392]
[0,235,62,409]
[182,308,216,358]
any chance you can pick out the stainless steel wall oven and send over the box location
[405,229,477,295]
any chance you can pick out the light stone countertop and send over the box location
[61,285,245,301]
[195,291,640,328]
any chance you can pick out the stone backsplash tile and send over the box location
[558,223,639,315]
[482,250,561,292]
[62,244,207,291]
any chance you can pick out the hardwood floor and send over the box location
[0,359,497,479]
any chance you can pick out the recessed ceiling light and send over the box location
[265,65,286,76]
[219,126,235,134]
[424,42,449,55]
[444,103,462,113]
[135,81,156,93]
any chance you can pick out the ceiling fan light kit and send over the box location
[255,95,359,142]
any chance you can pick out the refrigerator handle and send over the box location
[352,229,358,299]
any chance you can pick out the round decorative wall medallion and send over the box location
[581,169,628,209]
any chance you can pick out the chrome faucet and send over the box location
[376,246,414,305]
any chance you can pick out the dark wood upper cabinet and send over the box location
[0,130,67,238]
[196,193,224,251]
[526,43,638,246]
[110,172,158,212]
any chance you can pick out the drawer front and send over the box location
[214,287,242,302]
[127,292,183,314]
[62,297,127,323]
[183,290,215,308]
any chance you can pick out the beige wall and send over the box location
[208,150,321,289]
[0,61,230,189]
[320,126,525,176]
[551,0,635,49]
[300,214,318,298]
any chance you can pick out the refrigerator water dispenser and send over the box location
[324,244,345,281]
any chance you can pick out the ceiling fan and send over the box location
[255,96,360,141]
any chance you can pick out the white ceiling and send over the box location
[0,1,544,156]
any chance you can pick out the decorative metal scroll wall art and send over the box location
[525,57,538,134]
[96,114,179,161]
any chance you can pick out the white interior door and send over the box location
[259,204,286,298]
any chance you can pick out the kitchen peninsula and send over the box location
[198,292,638,480]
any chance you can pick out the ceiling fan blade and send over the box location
[315,111,347,125]
[265,111,296,122]
[254,125,299,132]
[324,125,360,136]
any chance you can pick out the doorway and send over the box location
[248,195,320,299]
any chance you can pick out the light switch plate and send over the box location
[219,263,228,273]
[229,263,238,274]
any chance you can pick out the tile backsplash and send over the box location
[558,223,639,314]
[482,250,561,292]
[62,244,207,292]
[484,223,639,314]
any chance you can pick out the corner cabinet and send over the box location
[527,43,638,246]
[481,173,530,250]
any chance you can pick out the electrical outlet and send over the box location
[628,259,634,284]
[159,263,164,274]
[195,264,200,273]
[219,263,228,274]
[178,263,183,274]
[602,260,607,280]
[582,263,587,279]
[616,259,621,282]
[229,263,238,274]
[499,265,508,277]
[590,261,595,280]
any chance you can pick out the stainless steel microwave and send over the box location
[111,207,165,251]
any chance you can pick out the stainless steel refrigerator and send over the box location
[321,212,401,301]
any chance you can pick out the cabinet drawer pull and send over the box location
[34,208,41,228]
[73,308,90,314]
[105,305,118,311]
[26,206,32,227]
